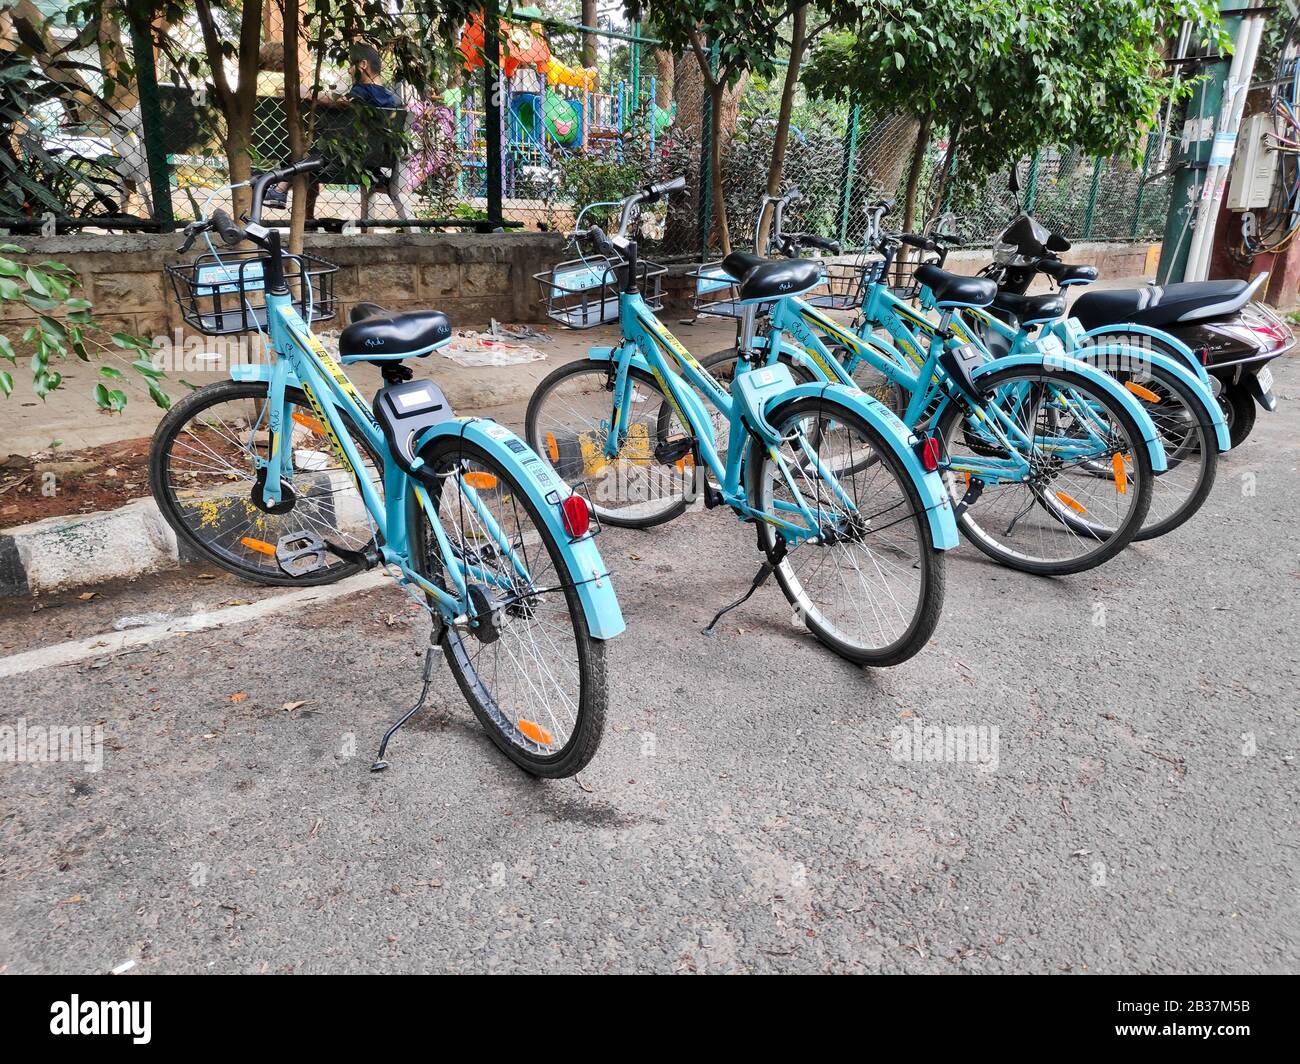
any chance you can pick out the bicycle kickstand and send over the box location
[371,623,445,772]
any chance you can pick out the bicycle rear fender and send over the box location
[765,383,960,551]
[1078,322,1205,381]
[1069,345,1230,452]
[416,417,626,641]
[973,354,1169,473]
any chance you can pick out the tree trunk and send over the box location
[929,122,962,222]
[757,3,807,252]
[673,53,704,138]
[708,81,730,255]
[652,49,674,110]
[901,113,932,236]
[581,0,598,68]
[283,0,308,259]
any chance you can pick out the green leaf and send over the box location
[0,370,12,398]
[93,382,128,412]
[24,268,48,296]
[99,366,126,380]
[0,335,13,364]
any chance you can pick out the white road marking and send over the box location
[0,571,391,679]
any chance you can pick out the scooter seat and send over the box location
[1072,279,1252,331]
[1039,260,1098,286]
[991,291,1066,325]
[914,264,997,308]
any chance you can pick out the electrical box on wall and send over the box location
[1228,112,1279,211]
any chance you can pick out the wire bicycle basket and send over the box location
[535,255,666,329]
[805,255,884,310]
[688,261,743,318]
[167,250,338,336]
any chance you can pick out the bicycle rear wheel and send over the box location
[749,396,946,666]
[412,437,606,778]
[934,365,1154,575]
[526,359,698,528]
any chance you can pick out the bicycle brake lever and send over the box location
[176,222,206,254]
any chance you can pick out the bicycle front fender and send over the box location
[418,417,626,641]
[765,383,959,551]
[582,348,714,437]
[973,354,1168,473]
[1079,323,1206,382]
[1069,345,1230,453]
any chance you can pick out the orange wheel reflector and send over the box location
[462,471,498,490]
[1054,491,1088,515]
[291,410,327,434]
[1125,381,1161,403]
[517,719,554,746]
[239,536,277,556]
[1112,452,1129,495]
[545,431,560,462]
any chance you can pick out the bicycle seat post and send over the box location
[737,303,761,362]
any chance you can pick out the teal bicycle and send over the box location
[527,178,958,667]
[699,195,1168,576]
[150,160,623,777]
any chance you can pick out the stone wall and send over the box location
[1,230,566,346]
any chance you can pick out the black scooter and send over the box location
[979,200,1292,448]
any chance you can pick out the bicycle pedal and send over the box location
[275,532,329,577]
[653,436,695,465]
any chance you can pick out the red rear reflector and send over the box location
[920,437,940,472]
[560,494,591,538]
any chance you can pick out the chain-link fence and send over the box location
[7,10,1174,260]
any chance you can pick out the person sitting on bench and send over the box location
[263,42,400,209]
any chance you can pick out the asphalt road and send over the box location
[1,358,1297,975]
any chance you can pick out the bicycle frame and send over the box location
[579,287,959,549]
[755,282,1169,476]
[593,289,850,543]
[226,291,625,638]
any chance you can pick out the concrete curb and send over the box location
[0,497,181,597]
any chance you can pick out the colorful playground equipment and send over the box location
[455,9,674,198]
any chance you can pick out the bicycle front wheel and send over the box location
[935,365,1154,575]
[150,379,383,586]
[412,437,606,778]
[749,396,946,667]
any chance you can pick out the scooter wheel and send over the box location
[1220,385,1257,448]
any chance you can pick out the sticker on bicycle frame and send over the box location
[195,261,264,295]
[485,424,511,439]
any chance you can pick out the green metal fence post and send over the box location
[629,22,641,111]
[1082,157,1104,239]
[696,42,719,257]
[836,102,861,245]
[125,7,174,230]
[1024,152,1041,214]
[483,0,504,228]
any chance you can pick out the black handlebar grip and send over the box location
[211,209,244,247]
[900,233,938,252]
[800,234,841,254]
[646,175,687,201]
[288,157,324,179]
